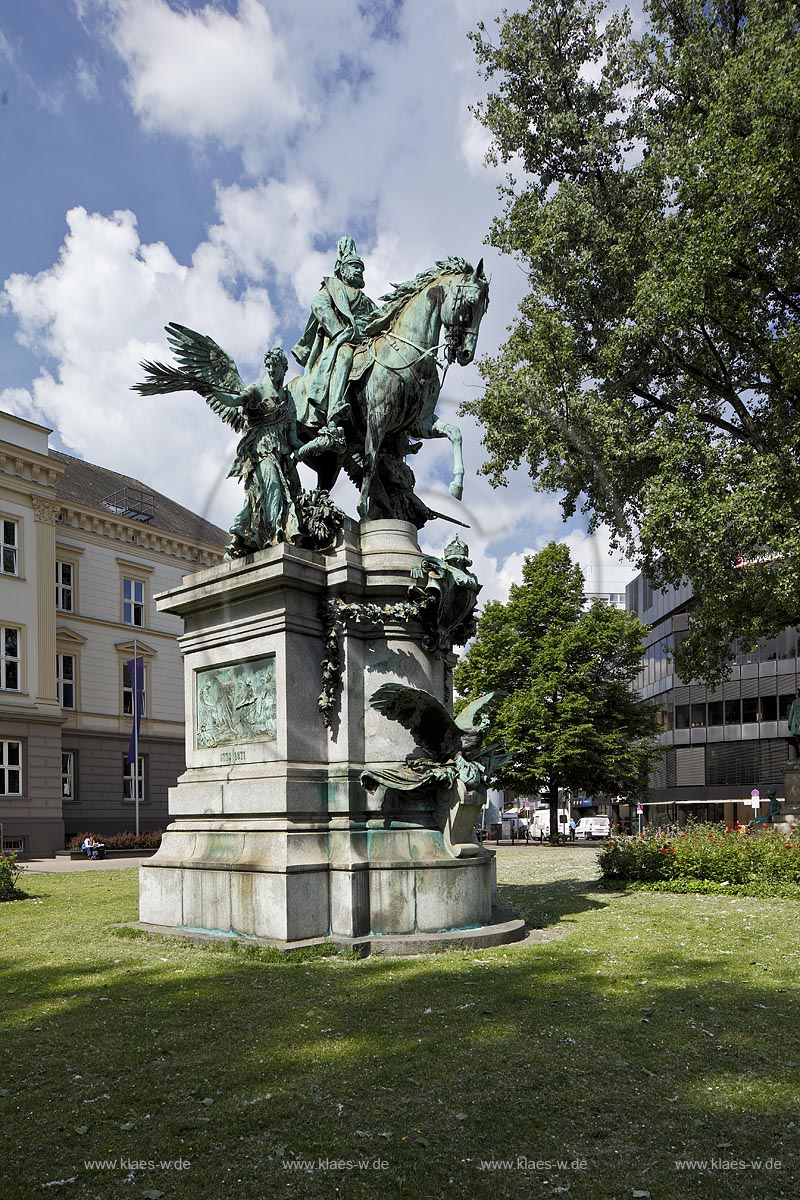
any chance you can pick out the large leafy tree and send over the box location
[454,543,657,838]
[467,0,800,682]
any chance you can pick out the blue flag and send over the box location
[125,656,145,767]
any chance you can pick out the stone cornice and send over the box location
[45,609,179,641]
[0,441,64,490]
[58,500,225,567]
[1,438,224,565]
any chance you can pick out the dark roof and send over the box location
[51,450,228,550]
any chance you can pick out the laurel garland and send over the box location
[319,596,424,727]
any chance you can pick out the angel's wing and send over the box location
[454,692,503,732]
[369,683,461,760]
[132,322,249,432]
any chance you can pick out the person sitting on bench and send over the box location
[81,835,100,860]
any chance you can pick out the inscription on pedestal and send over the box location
[195,656,277,748]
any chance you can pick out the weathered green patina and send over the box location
[292,235,380,430]
[196,657,277,749]
[290,240,490,525]
[409,535,482,653]
[361,685,509,858]
[133,326,343,557]
[133,239,489,541]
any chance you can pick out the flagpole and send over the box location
[134,635,140,837]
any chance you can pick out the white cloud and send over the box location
[209,179,331,313]
[459,110,494,177]
[558,525,636,593]
[2,0,637,594]
[1,204,274,529]
[106,0,303,165]
[74,57,99,100]
[492,525,636,602]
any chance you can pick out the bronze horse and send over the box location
[289,257,490,525]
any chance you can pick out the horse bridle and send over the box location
[364,279,486,380]
[443,281,486,362]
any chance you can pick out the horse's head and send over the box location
[441,260,490,366]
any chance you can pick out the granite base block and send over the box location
[141,521,522,953]
[130,908,528,957]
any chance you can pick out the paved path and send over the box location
[21,856,151,874]
[484,839,604,850]
[21,841,603,872]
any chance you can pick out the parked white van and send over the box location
[530,810,570,839]
[575,816,611,840]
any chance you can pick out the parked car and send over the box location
[575,816,611,840]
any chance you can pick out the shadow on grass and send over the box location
[111,923,355,964]
[498,878,612,928]
[1,883,799,1200]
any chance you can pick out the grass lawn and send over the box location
[1,848,799,1199]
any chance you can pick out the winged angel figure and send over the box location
[361,684,509,858]
[133,324,341,557]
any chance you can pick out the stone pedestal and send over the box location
[138,519,523,953]
[775,761,800,835]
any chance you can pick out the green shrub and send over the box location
[598,822,800,894]
[67,829,163,851]
[0,851,25,900]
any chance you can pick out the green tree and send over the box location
[467,0,800,682]
[454,543,657,840]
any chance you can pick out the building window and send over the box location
[690,703,706,728]
[61,751,75,799]
[123,578,145,627]
[1,740,22,795]
[724,698,741,725]
[780,693,795,722]
[56,561,74,612]
[122,661,147,717]
[742,696,759,723]
[760,694,778,722]
[1,519,18,576]
[675,704,690,730]
[56,654,76,709]
[1,627,20,691]
[123,755,145,803]
[706,739,784,788]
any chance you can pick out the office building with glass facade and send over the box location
[627,574,796,826]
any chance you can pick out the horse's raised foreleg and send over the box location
[359,407,382,520]
[431,417,464,500]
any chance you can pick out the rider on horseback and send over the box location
[291,236,379,441]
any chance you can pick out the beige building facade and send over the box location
[0,412,226,856]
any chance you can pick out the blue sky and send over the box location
[0,0,635,599]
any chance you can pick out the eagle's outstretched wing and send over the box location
[369,683,462,760]
[454,692,503,733]
[132,322,249,432]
